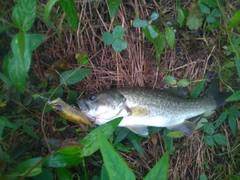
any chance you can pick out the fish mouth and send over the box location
[77,99,91,113]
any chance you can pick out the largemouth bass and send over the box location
[77,81,230,136]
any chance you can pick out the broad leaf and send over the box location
[214,111,227,128]
[225,90,240,102]
[60,0,78,30]
[112,39,127,52]
[97,129,136,180]
[113,26,125,38]
[190,75,206,98]
[226,10,240,30]
[186,1,204,30]
[228,115,236,136]
[59,69,91,85]
[44,151,83,167]
[80,118,122,157]
[128,132,144,156]
[12,0,36,31]
[133,19,148,28]
[212,134,228,145]
[14,157,42,177]
[144,152,169,180]
[108,0,121,18]
[165,26,175,49]
[23,125,39,139]
[203,122,215,135]
[102,32,114,45]
[56,168,73,180]
[204,135,214,146]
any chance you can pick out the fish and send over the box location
[76,80,231,136]
[48,98,92,126]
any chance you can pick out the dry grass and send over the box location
[31,0,240,179]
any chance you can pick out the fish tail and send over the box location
[206,78,232,109]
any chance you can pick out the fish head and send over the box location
[77,90,128,124]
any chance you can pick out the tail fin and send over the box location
[206,78,232,109]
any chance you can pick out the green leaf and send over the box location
[128,132,144,156]
[0,72,13,87]
[12,0,36,31]
[177,78,191,87]
[0,119,5,141]
[150,12,159,21]
[214,111,227,129]
[225,90,240,102]
[163,129,174,154]
[196,117,208,130]
[142,26,166,55]
[97,129,136,180]
[144,152,169,180]
[112,39,127,52]
[204,135,214,146]
[166,131,184,138]
[28,34,47,51]
[45,86,63,100]
[23,124,39,139]
[176,0,188,27]
[164,75,176,86]
[44,0,61,37]
[186,1,204,30]
[57,146,82,155]
[56,168,73,180]
[113,26,125,38]
[108,0,121,19]
[235,57,240,79]
[206,15,216,23]
[199,3,210,14]
[212,134,228,145]
[59,0,78,30]
[147,25,158,38]
[14,157,42,177]
[228,115,236,136]
[200,0,225,7]
[44,152,83,168]
[102,32,114,45]
[200,174,208,180]
[115,143,132,152]
[0,24,12,34]
[34,168,54,180]
[226,10,240,30]
[203,122,215,135]
[210,8,222,17]
[66,90,78,104]
[165,26,175,49]
[190,76,206,98]
[101,164,110,180]
[80,118,122,157]
[133,19,148,28]
[8,56,26,93]
[114,128,129,145]
[59,69,91,85]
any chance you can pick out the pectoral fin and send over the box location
[167,121,195,136]
[127,125,149,136]
[130,107,150,117]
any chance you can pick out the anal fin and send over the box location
[167,121,195,136]
[126,125,149,136]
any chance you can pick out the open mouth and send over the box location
[77,99,90,113]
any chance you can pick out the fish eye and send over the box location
[55,105,62,112]
[89,94,96,101]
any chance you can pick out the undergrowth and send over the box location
[0,0,239,179]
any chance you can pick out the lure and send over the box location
[48,98,92,126]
